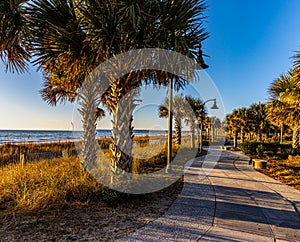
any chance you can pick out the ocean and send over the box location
[0,129,169,144]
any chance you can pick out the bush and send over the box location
[101,187,124,208]
[240,142,257,154]
[256,144,264,157]
[240,142,292,156]
[263,151,274,158]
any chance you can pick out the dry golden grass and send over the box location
[261,156,300,191]
[0,136,198,213]
[0,157,102,212]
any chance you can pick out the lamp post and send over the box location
[166,78,173,173]
[198,98,218,154]
[166,44,208,173]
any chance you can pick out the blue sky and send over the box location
[0,0,300,130]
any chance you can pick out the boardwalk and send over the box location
[120,149,300,242]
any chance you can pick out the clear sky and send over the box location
[0,0,300,130]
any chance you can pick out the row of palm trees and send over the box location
[226,103,270,148]
[226,51,300,153]
[0,1,209,176]
[159,94,223,153]
[159,94,206,147]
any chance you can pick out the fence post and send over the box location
[62,146,70,158]
[20,153,25,167]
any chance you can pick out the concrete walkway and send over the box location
[120,149,300,242]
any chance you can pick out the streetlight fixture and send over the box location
[198,98,219,153]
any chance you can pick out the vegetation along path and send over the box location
[121,149,300,241]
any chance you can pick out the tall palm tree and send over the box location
[267,70,300,153]
[79,0,209,176]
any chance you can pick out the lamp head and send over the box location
[211,99,219,109]
[196,44,209,69]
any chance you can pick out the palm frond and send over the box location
[0,0,31,73]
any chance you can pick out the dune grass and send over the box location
[0,136,198,213]
[0,157,102,212]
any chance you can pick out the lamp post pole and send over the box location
[166,78,173,173]
[198,98,218,154]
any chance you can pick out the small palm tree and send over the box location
[185,96,206,149]
[248,103,269,142]
[159,94,186,145]
[226,111,239,148]
[235,107,250,143]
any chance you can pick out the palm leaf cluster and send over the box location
[0,0,31,73]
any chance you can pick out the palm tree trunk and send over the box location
[233,130,238,148]
[110,91,137,181]
[196,124,200,151]
[280,123,283,144]
[79,78,99,171]
[292,127,300,153]
[241,127,244,143]
[174,117,182,145]
[190,122,195,148]
[199,122,203,153]
[258,129,263,142]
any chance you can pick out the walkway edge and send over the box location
[230,150,300,215]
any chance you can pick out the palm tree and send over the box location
[267,70,300,153]
[293,50,300,87]
[1,0,209,178]
[235,107,250,143]
[211,116,222,142]
[248,103,269,142]
[226,111,239,148]
[185,96,206,149]
[79,0,209,176]
[159,94,187,145]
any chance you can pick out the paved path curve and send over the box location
[120,149,300,242]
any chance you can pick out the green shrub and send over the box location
[263,151,274,158]
[256,144,264,157]
[101,187,124,208]
[240,142,257,154]
[240,142,292,155]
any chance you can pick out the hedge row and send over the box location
[240,142,292,155]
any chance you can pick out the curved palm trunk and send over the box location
[174,117,182,145]
[110,89,137,181]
